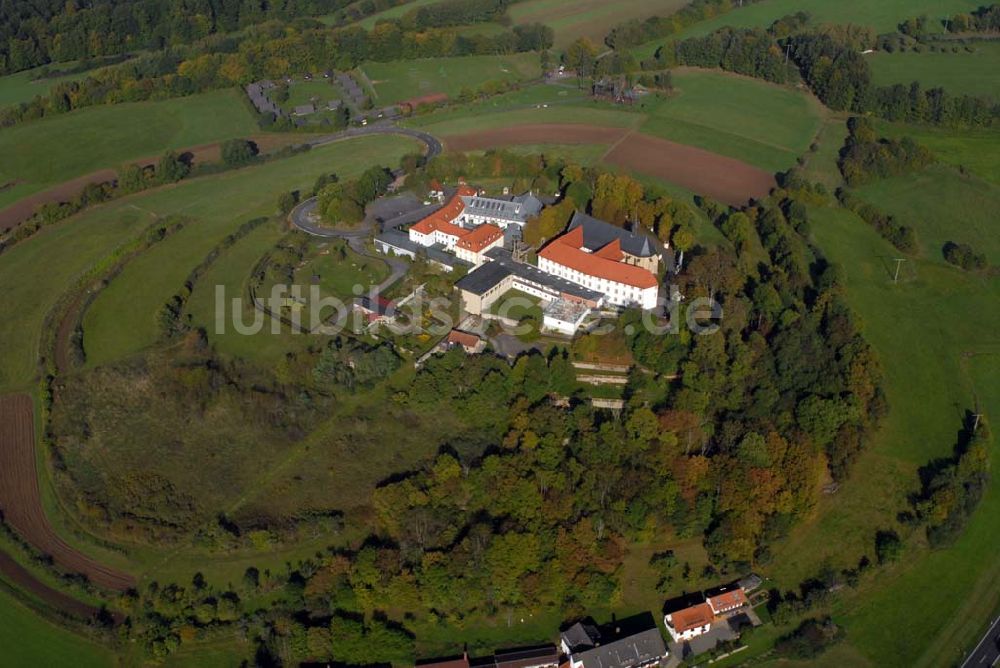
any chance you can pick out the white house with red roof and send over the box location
[408,184,478,249]
[455,223,505,265]
[537,212,662,310]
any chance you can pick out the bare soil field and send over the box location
[0,133,309,232]
[0,551,100,619]
[441,124,776,205]
[604,132,776,206]
[0,394,133,591]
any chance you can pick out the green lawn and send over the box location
[639,69,824,172]
[80,134,420,367]
[869,42,1000,101]
[879,121,1000,187]
[319,0,442,28]
[0,89,258,210]
[631,0,984,59]
[856,164,1000,265]
[0,589,113,668]
[285,79,341,108]
[799,114,850,189]
[360,53,542,104]
[508,0,688,48]
[0,62,113,109]
[766,203,1000,667]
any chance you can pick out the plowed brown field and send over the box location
[0,394,133,592]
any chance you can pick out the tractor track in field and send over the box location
[0,394,135,597]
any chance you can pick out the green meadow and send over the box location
[360,53,542,104]
[0,89,258,210]
[857,164,1000,265]
[772,203,1000,667]
[640,69,824,171]
[0,590,112,668]
[508,0,687,48]
[879,121,1000,186]
[0,63,105,109]
[81,134,421,367]
[869,42,1000,100]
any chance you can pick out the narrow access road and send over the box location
[962,616,1000,668]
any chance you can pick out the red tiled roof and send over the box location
[538,227,658,289]
[669,603,714,633]
[707,589,749,612]
[447,330,482,349]
[411,184,477,236]
[456,224,503,252]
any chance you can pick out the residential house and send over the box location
[560,616,667,668]
[664,602,714,642]
[444,329,485,354]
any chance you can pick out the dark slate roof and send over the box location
[567,211,655,258]
[486,247,602,303]
[454,259,513,296]
[561,622,601,653]
[375,229,419,253]
[427,244,472,269]
[571,628,666,668]
[461,191,543,224]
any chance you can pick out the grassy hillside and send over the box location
[0,63,103,109]
[640,69,823,171]
[631,0,984,59]
[879,121,1000,186]
[360,53,542,104]
[509,0,688,48]
[856,164,1000,265]
[869,43,1000,100]
[0,590,112,668]
[770,204,1000,667]
[0,89,258,210]
[81,134,420,366]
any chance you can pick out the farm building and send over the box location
[560,615,667,668]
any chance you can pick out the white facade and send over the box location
[664,615,711,642]
[537,256,659,309]
[409,226,463,250]
[454,234,504,266]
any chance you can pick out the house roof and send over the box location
[668,603,714,633]
[447,329,482,349]
[538,225,659,289]
[494,645,560,668]
[455,260,513,296]
[707,588,749,613]
[567,211,656,257]
[571,628,666,668]
[411,184,478,237]
[461,192,543,224]
[560,622,600,653]
[456,224,504,252]
[417,655,470,668]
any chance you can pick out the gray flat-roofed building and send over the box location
[454,260,513,296]
[460,192,543,228]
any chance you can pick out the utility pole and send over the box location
[972,412,983,432]
[892,258,906,283]
[785,42,791,66]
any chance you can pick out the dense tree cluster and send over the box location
[670,27,792,83]
[313,337,402,390]
[837,117,934,186]
[0,18,551,129]
[946,4,1000,33]
[774,617,845,659]
[836,189,917,255]
[318,165,393,224]
[0,0,354,75]
[603,0,766,50]
[909,417,991,548]
[942,241,989,271]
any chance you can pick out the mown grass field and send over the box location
[764,201,1000,667]
[869,42,1000,100]
[0,589,113,668]
[631,0,985,59]
[285,79,341,108]
[81,134,420,367]
[856,164,1000,265]
[640,68,824,171]
[879,121,1000,186]
[0,63,103,109]
[0,89,258,210]
[360,53,542,104]
[508,0,688,48]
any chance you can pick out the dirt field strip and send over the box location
[440,123,776,206]
[0,551,100,619]
[0,394,134,591]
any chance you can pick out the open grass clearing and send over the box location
[0,89,258,211]
[284,79,341,109]
[639,69,824,172]
[765,203,999,666]
[879,120,1000,187]
[360,53,541,104]
[0,61,119,109]
[0,587,113,668]
[868,42,1000,100]
[799,114,850,189]
[508,0,688,48]
[856,164,1000,265]
[81,134,420,367]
